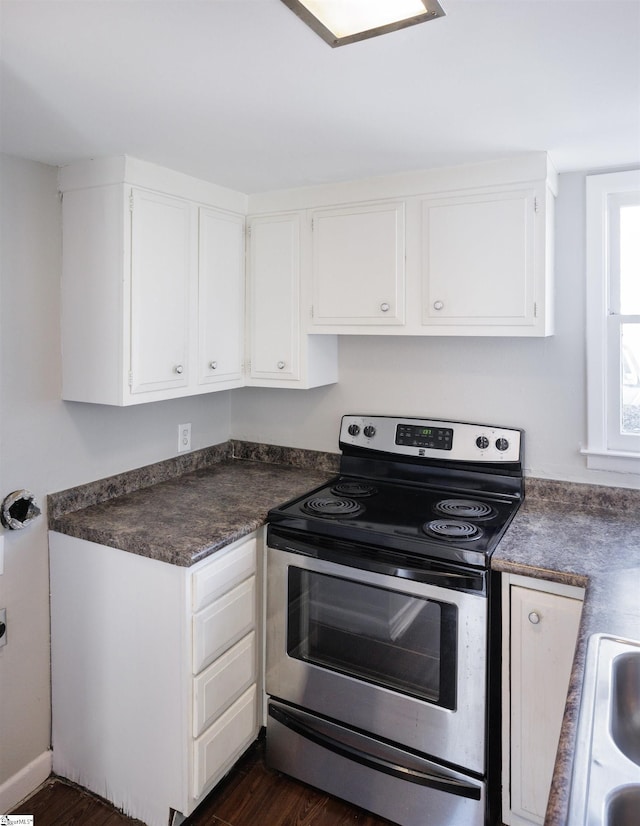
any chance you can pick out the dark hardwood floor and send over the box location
[9,740,395,826]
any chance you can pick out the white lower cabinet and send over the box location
[501,574,584,825]
[192,577,255,674]
[49,530,262,826]
[193,684,257,799]
[193,633,256,738]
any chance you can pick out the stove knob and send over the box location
[363,425,376,438]
[347,424,360,436]
[496,437,510,452]
[476,436,489,450]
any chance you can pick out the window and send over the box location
[584,169,640,472]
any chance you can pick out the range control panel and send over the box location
[340,415,522,463]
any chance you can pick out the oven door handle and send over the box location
[277,542,483,592]
[269,704,481,801]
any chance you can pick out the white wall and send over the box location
[231,171,640,490]
[0,155,232,795]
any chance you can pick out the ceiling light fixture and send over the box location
[280,0,446,48]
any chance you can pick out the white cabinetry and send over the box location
[129,188,192,395]
[59,156,246,405]
[247,152,556,338]
[198,207,245,387]
[310,201,405,326]
[421,185,552,335]
[246,212,337,388]
[49,530,261,826]
[501,574,584,825]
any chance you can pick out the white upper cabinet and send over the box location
[310,201,405,326]
[247,213,301,382]
[198,207,245,387]
[246,212,338,389]
[248,152,556,338]
[59,157,246,405]
[421,186,550,335]
[130,188,192,395]
[59,153,555,407]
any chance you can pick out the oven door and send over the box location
[266,530,488,774]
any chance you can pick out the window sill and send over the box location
[580,447,640,474]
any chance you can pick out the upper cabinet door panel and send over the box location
[130,188,192,394]
[311,202,405,325]
[198,208,245,386]
[421,189,536,327]
[248,213,300,381]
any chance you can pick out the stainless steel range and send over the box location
[265,415,524,826]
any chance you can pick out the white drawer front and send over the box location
[193,684,257,800]
[192,537,257,613]
[193,577,255,675]
[193,631,256,738]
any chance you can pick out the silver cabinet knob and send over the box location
[433,301,444,311]
[528,611,541,625]
[174,364,184,374]
[277,361,286,370]
[380,302,390,313]
[209,361,217,370]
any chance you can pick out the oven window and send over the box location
[287,569,457,709]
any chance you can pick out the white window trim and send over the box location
[583,169,640,473]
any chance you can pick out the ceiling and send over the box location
[1,0,639,194]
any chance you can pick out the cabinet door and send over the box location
[311,201,405,325]
[198,208,245,387]
[193,631,256,738]
[192,685,257,800]
[421,189,536,328]
[192,578,256,675]
[247,214,300,381]
[191,536,257,613]
[130,188,192,394]
[509,585,582,824]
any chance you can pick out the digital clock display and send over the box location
[395,424,453,450]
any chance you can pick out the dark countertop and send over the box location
[48,447,640,824]
[48,441,337,566]
[491,478,640,826]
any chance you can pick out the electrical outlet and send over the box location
[178,423,191,453]
[0,608,7,648]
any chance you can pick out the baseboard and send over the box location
[0,751,52,814]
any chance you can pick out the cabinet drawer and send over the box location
[193,577,255,674]
[193,631,256,738]
[193,684,257,800]
[192,537,257,612]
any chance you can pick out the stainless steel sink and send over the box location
[611,650,640,767]
[607,784,640,826]
[567,634,640,826]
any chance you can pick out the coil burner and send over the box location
[330,481,378,498]
[303,496,364,518]
[422,519,484,541]
[433,499,496,520]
